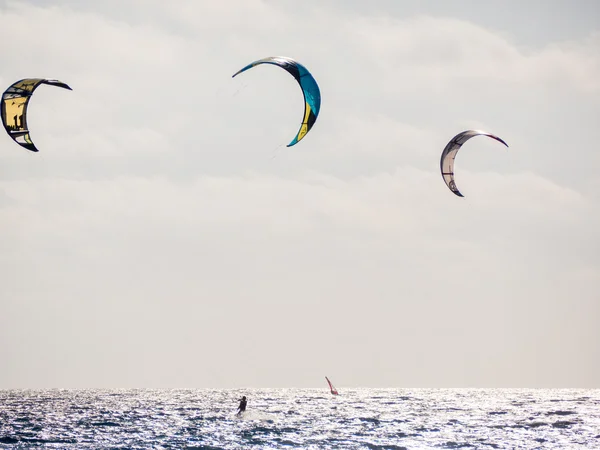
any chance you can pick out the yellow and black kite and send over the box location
[1,78,72,152]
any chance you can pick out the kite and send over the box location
[1,78,72,152]
[440,130,509,197]
[232,56,321,147]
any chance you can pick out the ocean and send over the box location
[0,388,598,449]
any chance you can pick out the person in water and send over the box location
[237,396,247,415]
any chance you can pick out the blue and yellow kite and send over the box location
[232,56,321,147]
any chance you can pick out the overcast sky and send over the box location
[0,0,598,389]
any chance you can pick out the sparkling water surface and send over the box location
[1,389,598,449]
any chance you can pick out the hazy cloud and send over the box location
[0,0,598,388]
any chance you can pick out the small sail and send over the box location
[325,376,339,395]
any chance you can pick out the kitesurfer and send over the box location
[237,396,247,415]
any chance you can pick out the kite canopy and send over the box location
[440,130,509,197]
[1,78,72,152]
[232,56,321,147]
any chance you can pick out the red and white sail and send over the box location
[325,376,339,395]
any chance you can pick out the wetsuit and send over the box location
[237,397,247,415]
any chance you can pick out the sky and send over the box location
[0,0,598,389]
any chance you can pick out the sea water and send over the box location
[0,388,598,449]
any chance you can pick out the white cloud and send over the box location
[0,0,598,387]
[347,15,600,93]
